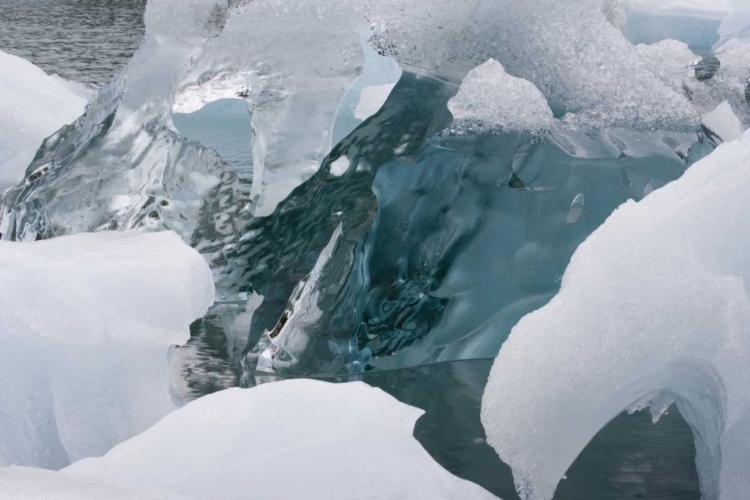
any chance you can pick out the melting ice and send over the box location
[1,0,750,498]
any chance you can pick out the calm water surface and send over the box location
[0,0,146,85]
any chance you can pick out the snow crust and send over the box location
[0,231,214,469]
[448,59,553,134]
[481,129,750,500]
[0,50,89,190]
[68,379,496,500]
[0,466,185,500]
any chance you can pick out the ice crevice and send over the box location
[481,129,750,500]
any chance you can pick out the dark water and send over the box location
[0,0,146,85]
[178,309,700,500]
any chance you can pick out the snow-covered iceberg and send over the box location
[0,231,214,468]
[67,379,496,500]
[0,50,90,191]
[481,129,750,500]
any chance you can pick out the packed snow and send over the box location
[448,59,553,134]
[0,466,185,500]
[482,129,750,500]
[0,50,89,190]
[67,379,496,500]
[0,231,214,468]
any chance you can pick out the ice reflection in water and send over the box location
[175,312,700,500]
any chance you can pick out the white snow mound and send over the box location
[0,231,214,469]
[0,466,186,500]
[0,50,89,190]
[482,129,750,500]
[68,379,497,500]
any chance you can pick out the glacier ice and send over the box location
[66,379,497,500]
[481,129,750,500]
[0,466,185,500]
[0,231,214,468]
[4,0,750,379]
[0,50,89,191]
[447,59,553,134]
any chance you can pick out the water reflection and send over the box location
[177,312,699,500]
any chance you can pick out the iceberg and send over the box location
[67,379,497,500]
[447,59,553,134]
[481,129,750,500]
[0,50,89,191]
[0,231,214,468]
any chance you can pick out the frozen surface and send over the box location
[0,466,185,500]
[481,130,750,500]
[68,379,496,500]
[448,59,553,134]
[0,50,88,190]
[0,231,214,468]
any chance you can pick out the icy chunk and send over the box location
[0,50,88,190]
[702,100,745,142]
[481,130,750,500]
[0,466,185,500]
[635,39,698,94]
[448,59,553,134]
[566,193,586,224]
[0,231,214,468]
[370,0,699,128]
[67,380,496,500]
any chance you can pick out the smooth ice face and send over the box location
[0,467,186,500]
[0,231,214,468]
[448,59,553,134]
[67,380,497,500]
[481,129,750,500]
[0,50,89,191]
